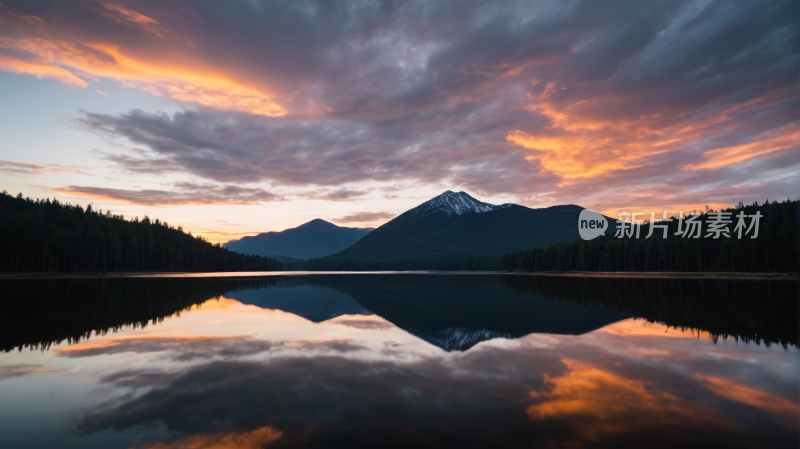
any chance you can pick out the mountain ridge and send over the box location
[320,191,614,263]
[225,219,374,260]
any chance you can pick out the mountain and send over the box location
[221,275,628,351]
[223,274,627,352]
[225,219,373,260]
[334,274,629,351]
[326,191,614,262]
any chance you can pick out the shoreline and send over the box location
[0,270,796,281]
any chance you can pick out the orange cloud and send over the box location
[0,37,285,116]
[0,53,88,87]
[506,99,685,180]
[506,128,675,180]
[683,126,798,171]
[90,1,169,38]
[508,88,797,181]
[131,426,282,449]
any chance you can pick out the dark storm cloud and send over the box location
[78,108,529,191]
[3,0,797,205]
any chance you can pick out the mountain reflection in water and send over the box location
[0,274,796,448]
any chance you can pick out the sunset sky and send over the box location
[0,0,796,243]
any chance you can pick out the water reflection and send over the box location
[0,275,796,448]
[229,283,372,323]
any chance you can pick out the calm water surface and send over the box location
[0,274,796,448]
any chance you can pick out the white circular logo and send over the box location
[578,209,607,240]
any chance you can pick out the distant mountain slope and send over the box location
[225,219,373,260]
[329,191,614,262]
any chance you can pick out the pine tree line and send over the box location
[497,199,796,273]
[0,191,282,273]
[496,275,796,348]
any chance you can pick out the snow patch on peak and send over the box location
[412,191,507,218]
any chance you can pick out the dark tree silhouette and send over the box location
[0,191,281,273]
[497,200,796,274]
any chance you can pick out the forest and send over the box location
[310,199,796,273]
[3,190,794,274]
[498,199,796,273]
[0,191,282,273]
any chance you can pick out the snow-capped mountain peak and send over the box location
[411,190,510,218]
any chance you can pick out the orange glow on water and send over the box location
[693,374,800,424]
[528,360,675,420]
[130,426,282,449]
[54,333,250,356]
[526,359,730,441]
[599,319,716,340]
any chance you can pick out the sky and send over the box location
[0,0,797,243]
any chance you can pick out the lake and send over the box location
[0,273,796,448]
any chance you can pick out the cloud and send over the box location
[52,182,281,206]
[88,1,169,39]
[0,160,46,174]
[0,2,284,115]
[333,211,396,224]
[0,160,83,174]
[1,0,797,209]
[297,188,368,202]
[78,108,505,187]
